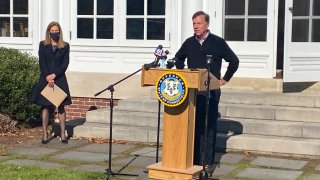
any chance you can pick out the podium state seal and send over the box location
[156,72,188,107]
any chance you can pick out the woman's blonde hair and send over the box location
[43,21,65,48]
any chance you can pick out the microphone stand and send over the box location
[94,68,142,180]
[156,100,161,163]
[199,55,213,180]
[144,99,162,174]
[95,62,164,179]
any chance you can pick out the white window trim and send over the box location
[70,0,170,47]
[291,0,320,42]
[222,0,268,42]
[0,0,32,44]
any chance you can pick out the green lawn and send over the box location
[0,163,104,180]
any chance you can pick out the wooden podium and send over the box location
[141,66,219,180]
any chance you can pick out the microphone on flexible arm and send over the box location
[144,45,169,70]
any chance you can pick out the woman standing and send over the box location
[31,21,72,144]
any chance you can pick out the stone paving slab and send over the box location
[315,163,320,171]
[130,147,162,157]
[3,159,65,169]
[121,167,148,180]
[77,143,135,154]
[39,138,88,150]
[304,174,320,180]
[113,156,156,168]
[236,167,303,180]
[251,157,308,170]
[212,164,237,176]
[51,151,111,162]
[10,146,58,157]
[215,153,245,164]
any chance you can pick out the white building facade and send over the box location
[1,0,320,100]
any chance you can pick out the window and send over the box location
[74,0,167,44]
[223,0,268,41]
[291,0,320,42]
[126,0,166,40]
[0,0,29,37]
[77,0,114,39]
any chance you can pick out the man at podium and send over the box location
[174,11,239,172]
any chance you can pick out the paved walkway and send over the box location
[2,137,320,180]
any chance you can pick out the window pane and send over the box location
[314,0,320,15]
[97,18,113,39]
[97,0,113,15]
[293,0,310,16]
[0,0,10,14]
[312,19,320,42]
[225,0,245,15]
[127,0,144,15]
[13,0,28,14]
[0,17,10,37]
[77,18,93,38]
[147,18,165,40]
[126,18,143,39]
[148,0,165,15]
[13,17,28,37]
[78,0,93,15]
[248,19,267,41]
[292,19,309,42]
[248,0,267,15]
[224,19,244,41]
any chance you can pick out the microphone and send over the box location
[206,55,213,65]
[166,57,176,69]
[144,45,168,70]
[159,50,170,68]
[154,45,163,58]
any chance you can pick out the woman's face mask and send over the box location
[50,32,60,40]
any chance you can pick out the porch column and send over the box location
[181,1,203,42]
[40,0,60,40]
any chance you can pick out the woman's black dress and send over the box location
[31,41,72,107]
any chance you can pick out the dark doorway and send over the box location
[276,0,285,71]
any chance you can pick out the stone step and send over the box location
[117,96,163,112]
[216,133,320,156]
[73,87,320,156]
[75,109,320,140]
[85,107,164,127]
[222,77,320,93]
[220,89,320,108]
[115,90,320,113]
[74,123,320,156]
[73,123,160,143]
[218,118,320,139]
[220,103,320,122]
[106,95,320,123]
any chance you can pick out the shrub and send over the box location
[0,114,18,133]
[0,47,40,123]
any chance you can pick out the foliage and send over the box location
[0,47,40,123]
